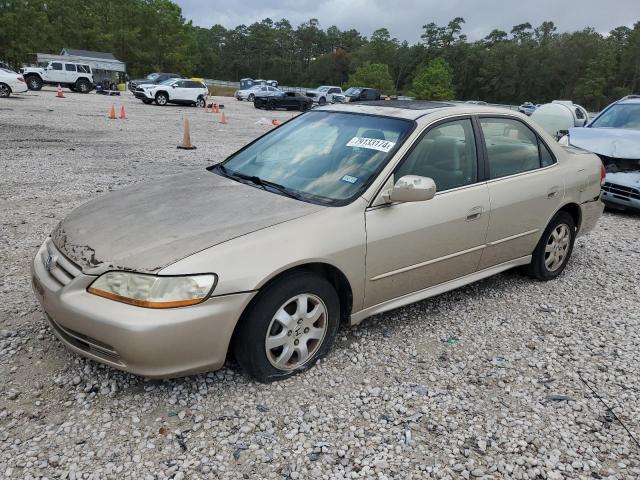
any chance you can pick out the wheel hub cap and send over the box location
[265,293,328,370]
[544,224,571,272]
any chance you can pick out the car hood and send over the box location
[51,171,324,274]
[569,127,640,159]
[605,170,640,186]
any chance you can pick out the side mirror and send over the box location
[384,175,436,203]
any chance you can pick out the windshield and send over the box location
[146,73,160,80]
[317,86,330,92]
[344,88,361,96]
[213,111,414,205]
[590,103,640,130]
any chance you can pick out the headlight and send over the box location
[88,271,217,308]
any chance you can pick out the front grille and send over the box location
[602,182,640,201]
[47,315,122,364]
[40,237,82,289]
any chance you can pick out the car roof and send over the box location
[316,100,523,121]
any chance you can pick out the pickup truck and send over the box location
[305,86,343,105]
[21,61,93,93]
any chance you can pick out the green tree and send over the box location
[410,58,454,100]
[346,62,394,93]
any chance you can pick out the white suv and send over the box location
[22,61,94,93]
[235,85,281,101]
[305,86,343,105]
[134,78,208,107]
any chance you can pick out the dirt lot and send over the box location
[1,88,639,479]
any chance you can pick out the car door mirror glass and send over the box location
[387,175,436,203]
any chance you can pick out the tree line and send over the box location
[1,0,639,110]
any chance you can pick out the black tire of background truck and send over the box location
[26,75,42,91]
[76,79,91,93]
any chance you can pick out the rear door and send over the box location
[172,80,190,102]
[64,63,76,84]
[477,116,562,269]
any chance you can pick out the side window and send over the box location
[51,62,62,70]
[396,119,478,192]
[480,118,543,179]
[65,64,76,71]
[330,88,340,94]
[540,141,556,167]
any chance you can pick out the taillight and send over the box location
[17,76,25,82]
[600,162,606,186]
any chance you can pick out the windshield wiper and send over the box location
[214,164,303,201]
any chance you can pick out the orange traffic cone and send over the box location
[119,105,127,119]
[56,84,65,98]
[271,119,280,126]
[213,103,219,113]
[108,104,116,119]
[177,118,196,150]
[219,111,227,124]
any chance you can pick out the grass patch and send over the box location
[208,86,236,97]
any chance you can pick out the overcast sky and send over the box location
[175,0,640,42]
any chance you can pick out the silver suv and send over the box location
[22,61,94,93]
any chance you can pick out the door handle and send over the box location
[466,206,483,221]
[547,187,560,198]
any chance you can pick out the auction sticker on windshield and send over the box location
[346,137,396,152]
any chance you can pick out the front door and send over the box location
[477,116,563,269]
[364,117,490,308]
[46,62,66,83]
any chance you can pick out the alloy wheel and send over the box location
[0,85,9,97]
[544,223,571,272]
[265,293,328,370]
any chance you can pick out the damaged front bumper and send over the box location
[31,239,255,378]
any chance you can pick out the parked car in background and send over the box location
[133,78,207,107]
[21,61,93,93]
[559,95,640,212]
[0,67,27,97]
[32,102,603,382]
[305,86,343,105]
[466,100,488,105]
[235,84,281,101]
[254,91,313,111]
[128,72,182,92]
[334,87,381,103]
[519,102,538,115]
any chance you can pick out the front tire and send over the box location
[155,92,168,106]
[26,75,42,91]
[0,83,10,98]
[248,93,255,102]
[525,211,576,280]
[318,96,326,105]
[233,271,340,382]
[142,99,153,104]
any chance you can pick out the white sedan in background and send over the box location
[0,68,28,97]
[235,85,281,102]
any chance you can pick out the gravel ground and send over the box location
[1,88,639,480]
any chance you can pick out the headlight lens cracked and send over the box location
[88,271,216,308]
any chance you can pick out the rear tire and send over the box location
[26,75,42,91]
[0,83,10,98]
[233,271,340,382]
[196,96,205,108]
[76,79,90,93]
[525,211,576,281]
